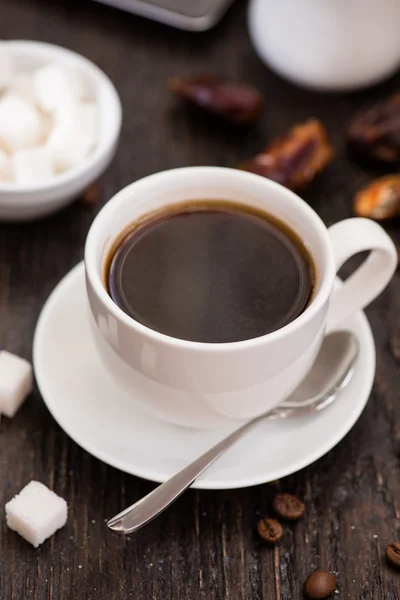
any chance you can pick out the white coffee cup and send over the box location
[85,167,397,428]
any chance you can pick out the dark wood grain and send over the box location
[0,0,400,598]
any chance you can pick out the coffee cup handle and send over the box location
[326,217,397,332]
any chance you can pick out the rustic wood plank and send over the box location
[0,0,400,598]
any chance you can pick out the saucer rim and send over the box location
[33,262,376,490]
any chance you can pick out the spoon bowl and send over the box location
[272,330,358,415]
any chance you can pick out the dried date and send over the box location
[240,119,334,190]
[347,92,400,163]
[168,74,263,124]
[354,175,400,220]
[80,183,101,208]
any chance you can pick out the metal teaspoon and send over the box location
[108,331,358,535]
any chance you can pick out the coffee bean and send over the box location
[304,570,336,599]
[272,493,305,521]
[386,542,400,568]
[257,518,283,544]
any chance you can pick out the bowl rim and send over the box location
[0,40,122,197]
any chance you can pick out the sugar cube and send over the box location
[0,48,14,90]
[9,73,38,106]
[47,101,98,172]
[0,94,46,152]
[66,66,90,101]
[41,112,54,142]
[0,148,12,182]
[6,481,68,547]
[0,350,33,418]
[13,147,55,184]
[34,64,89,113]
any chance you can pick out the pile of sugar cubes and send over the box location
[0,350,68,546]
[0,47,99,184]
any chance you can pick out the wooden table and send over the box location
[1,1,400,598]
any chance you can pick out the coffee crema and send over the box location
[105,201,315,343]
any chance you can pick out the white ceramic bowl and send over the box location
[0,40,122,221]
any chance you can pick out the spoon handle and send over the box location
[107,416,261,534]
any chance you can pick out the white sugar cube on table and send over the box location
[13,147,55,184]
[0,148,12,182]
[47,101,98,172]
[0,94,46,152]
[34,64,89,113]
[0,350,33,417]
[0,48,14,90]
[6,481,68,547]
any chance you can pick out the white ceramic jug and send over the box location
[248,0,400,91]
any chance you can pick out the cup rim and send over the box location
[85,167,336,353]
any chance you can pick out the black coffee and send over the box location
[107,202,314,343]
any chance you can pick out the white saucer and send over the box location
[33,263,376,490]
